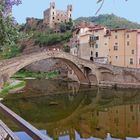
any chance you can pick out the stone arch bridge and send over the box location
[1,50,140,88]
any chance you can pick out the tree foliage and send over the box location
[0,0,22,58]
[33,32,72,46]
[76,14,140,29]
[60,20,73,33]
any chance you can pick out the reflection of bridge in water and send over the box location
[2,82,140,140]
[45,88,140,139]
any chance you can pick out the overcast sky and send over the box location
[12,0,140,24]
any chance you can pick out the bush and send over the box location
[34,32,72,46]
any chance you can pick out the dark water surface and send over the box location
[1,79,140,140]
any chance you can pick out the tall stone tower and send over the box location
[49,2,56,28]
[67,5,72,21]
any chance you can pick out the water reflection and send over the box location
[1,80,140,140]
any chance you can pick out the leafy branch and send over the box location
[96,0,128,15]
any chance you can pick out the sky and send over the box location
[12,0,140,24]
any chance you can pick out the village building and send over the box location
[70,22,140,68]
[70,22,110,64]
[108,29,139,68]
[43,2,72,28]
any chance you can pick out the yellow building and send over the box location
[109,29,138,68]
[125,30,137,68]
[109,29,126,67]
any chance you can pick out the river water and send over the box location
[1,79,140,140]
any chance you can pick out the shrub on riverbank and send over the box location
[12,69,59,79]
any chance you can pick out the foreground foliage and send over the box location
[0,0,22,59]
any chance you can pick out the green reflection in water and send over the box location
[1,79,140,139]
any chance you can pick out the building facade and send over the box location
[43,2,72,28]
[108,29,139,68]
[70,23,110,64]
[70,23,140,68]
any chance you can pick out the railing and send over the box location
[0,120,20,140]
[0,103,52,140]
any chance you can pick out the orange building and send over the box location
[108,29,138,68]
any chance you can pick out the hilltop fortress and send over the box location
[25,2,72,30]
[43,2,72,28]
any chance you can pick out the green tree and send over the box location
[0,0,22,59]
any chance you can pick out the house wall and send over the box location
[109,30,126,67]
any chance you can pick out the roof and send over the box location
[111,28,126,31]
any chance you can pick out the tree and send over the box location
[0,0,22,58]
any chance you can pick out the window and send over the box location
[95,36,99,40]
[127,41,130,46]
[90,57,93,61]
[96,52,98,57]
[90,36,94,42]
[127,34,130,38]
[116,56,118,59]
[95,44,98,48]
[130,58,133,65]
[70,14,71,17]
[114,46,118,51]
[115,35,118,39]
[53,17,55,20]
[132,50,134,54]
[115,42,118,45]
[91,51,93,56]
[130,105,133,112]
[57,19,59,21]
[53,12,54,15]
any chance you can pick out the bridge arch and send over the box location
[0,51,91,84]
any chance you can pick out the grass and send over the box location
[0,81,25,97]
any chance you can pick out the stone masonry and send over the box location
[43,2,72,28]
[1,51,140,88]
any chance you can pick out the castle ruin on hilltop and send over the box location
[43,2,72,28]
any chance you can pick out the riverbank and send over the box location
[0,80,25,97]
[12,69,59,80]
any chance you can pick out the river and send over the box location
[0,79,140,140]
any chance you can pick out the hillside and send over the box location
[75,14,140,29]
